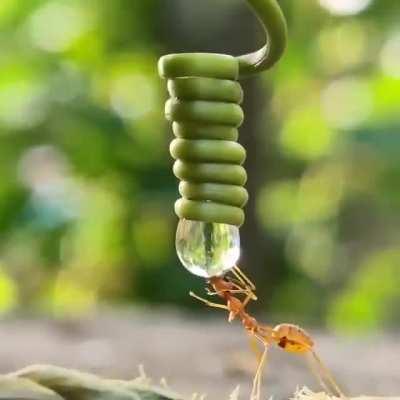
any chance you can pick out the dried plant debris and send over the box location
[1,364,182,400]
[292,387,400,400]
[0,365,398,400]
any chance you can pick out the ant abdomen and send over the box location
[273,323,314,353]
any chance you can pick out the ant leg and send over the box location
[311,350,347,399]
[233,265,256,291]
[189,291,229,311]
[306,350,347,399]
[207,279,257,301]
[306,353,333,396]
[206,287,250,296]
[228,275,257,301]
[256,347,267,400]
[207,286,256,301]
[241,290,255,308]
[250,345,268,400]
[230,267,257,301]
[247,333,264,360]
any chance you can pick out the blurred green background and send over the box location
[0,0,399,333]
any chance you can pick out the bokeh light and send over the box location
[279,102,334,160]
[0,79,47,129]
[315,22,369,74]
[110,73,157,120]
[321,78,372,130]
[380,32,400,78]
[28,2,92,53]
[318,0,373,16]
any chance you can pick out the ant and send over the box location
[190,266,347,400]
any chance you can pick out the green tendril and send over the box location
[159,1,287,226]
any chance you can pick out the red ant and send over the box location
[190,266,347,400]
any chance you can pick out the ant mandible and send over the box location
[190,266,347,400]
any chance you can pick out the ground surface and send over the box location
[0,309,398,400]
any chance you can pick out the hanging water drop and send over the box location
[176,219,240,278]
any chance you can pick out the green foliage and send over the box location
[256,0,400,330]
[0,0,399,331]
[328,249,400,333]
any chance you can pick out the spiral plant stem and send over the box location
[159,0,287,227]
[159,54,248,226]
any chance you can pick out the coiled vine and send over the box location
[159,0,288,226]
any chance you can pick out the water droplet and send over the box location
[176,219,240,278]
